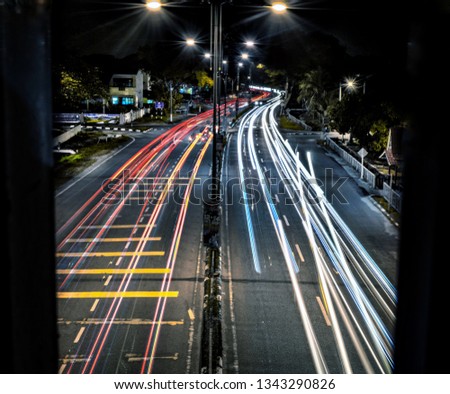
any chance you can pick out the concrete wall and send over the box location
[53,124,82,147]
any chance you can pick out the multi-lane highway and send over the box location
[56,93,399,374]
[221,95,398,374]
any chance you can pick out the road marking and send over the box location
[57,268,171,275]
[275,194,280,203]
[104,275,112,286]
[59,356,90,364]
[78,224,154,230]
[58,364,67,374]
[56,251,165,257]
[188,308,195,321]
[260,158,264,163]
[139,217,144,223]
[90,299,100,312]
[263,166,267,172]
[65,237,161,243]
[126,353,179,362]
[316,296,332,326]
[282,215,290,227]
[125,242,130,249]
[57,291,179,299]
[115,256,123,266]
[73,327,85,344]
[58,318,184,326]
[295,243,305,263]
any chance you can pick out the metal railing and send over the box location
[326,137,376,188]
[382,182,402,213]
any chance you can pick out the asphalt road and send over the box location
[56,117,213,374]
[56,96,399,374]
[221,99,398,374]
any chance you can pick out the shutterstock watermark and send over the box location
[100,169,349,207]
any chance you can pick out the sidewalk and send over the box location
[323,145,399,227]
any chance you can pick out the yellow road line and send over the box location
[316,296,332,326]
[57,318,184,326]
[78,224,154,229]
[295,243,305,263]
[57,291,178,299]
[66,237,161,243]
[56,251,164,257]
[56,268,170,275]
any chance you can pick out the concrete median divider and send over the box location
[200,246,223,374]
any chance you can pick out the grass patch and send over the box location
[59,153,84,164]
[54,132,131,188]
[279,116,305,131]
[373,195,401,224]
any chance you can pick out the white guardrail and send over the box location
[326,137,402,213]
[326,137,376,189]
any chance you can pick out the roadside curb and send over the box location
[369,195,400,228]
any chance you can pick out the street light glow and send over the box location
[204,53,211,59]
[186,38,195,46]
[242,53,249,60]
[245,40,255,47]
[271,2,287,13]
[344,77,358,91]
[146,0,161,10]
[238,62,243,67]
[223,60,228,64]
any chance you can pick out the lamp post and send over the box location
[235,62,243,117]
[339,77,358,101]
[222,60,228,131]
[169,80,173,123]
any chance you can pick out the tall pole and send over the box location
[169,80,173,123]
[235,63,240,118]
[339,83,342,101]
[211,0,220,199]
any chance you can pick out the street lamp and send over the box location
[169,80,173,123]
[146,0,161,10]
[186,38,196,46]
[271,1,287,13]
[245,40,255,47]
[241,52,249,60]
[339,77,359,101]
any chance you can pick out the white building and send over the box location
[109,70,151,108]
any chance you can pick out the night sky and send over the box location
[52,0,410,68]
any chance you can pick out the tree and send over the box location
[195,70,213,89]
[297,68,334,128]
[54,64,109,112]
[368,120,390,155]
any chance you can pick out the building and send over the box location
[109,70,151,108]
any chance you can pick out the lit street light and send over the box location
[241,52,249,60]
[245,40,255,47]
[146,0,161,10]
[186,38,196,46]
[339,77,359,101]
[271,1,287,13]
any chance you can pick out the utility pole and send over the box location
[211,0,222,200]
[169,80,173,123]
